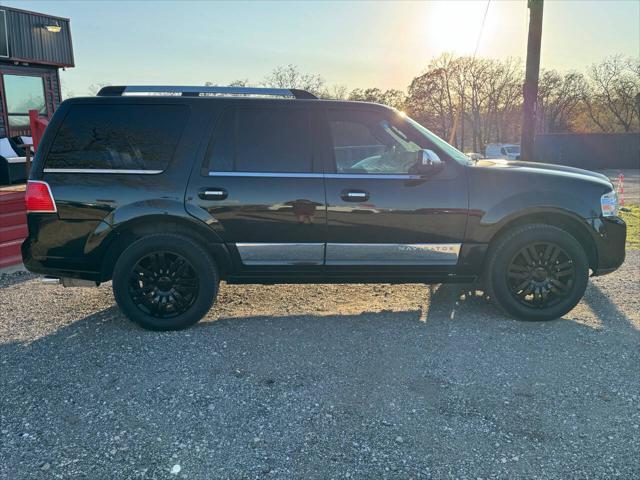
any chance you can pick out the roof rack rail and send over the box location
[96,85,318,99]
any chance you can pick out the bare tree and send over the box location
[87,82,111,96]
[348,87,406,110]
[480,58,523,145]
[536,70,587,133]
[458,57,494,151]
[406,54,524,150]
[204,79,252,87]
[113,55,638,141]
[584,55,640,132]
[406,54,459,141]
[263,64,325,96]
[320,84,349,100]
[61,85,75,100]
[228,79,251,87]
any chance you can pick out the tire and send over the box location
[485,224,589,321]
[112,233,219,331]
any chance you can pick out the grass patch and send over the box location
[620,203,640,250]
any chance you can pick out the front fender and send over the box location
[464,161,610,245]
[466,189,600,244]
[480,189,599,225]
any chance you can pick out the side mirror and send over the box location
[412,149,444,175]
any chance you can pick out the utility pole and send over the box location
[520,0,544,162]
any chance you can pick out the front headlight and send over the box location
[601,190,618,217]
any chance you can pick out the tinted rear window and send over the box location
[45,104,189,171]
[207,107,312,173]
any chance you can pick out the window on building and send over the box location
[45,104,189,171]
[3,74,47,130]
[207,107,312,173]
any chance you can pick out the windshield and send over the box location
[505,146,520,154]
[402,115,471,165]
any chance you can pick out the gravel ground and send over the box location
[1,253,639,480]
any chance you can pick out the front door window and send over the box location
[327,109,423,174]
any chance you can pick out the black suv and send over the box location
[22,86,626,330]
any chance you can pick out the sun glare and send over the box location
[426,1,497,56]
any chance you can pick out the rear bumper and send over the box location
[21,236,101,282]
[20,213,105,281]
[590,216,626,276]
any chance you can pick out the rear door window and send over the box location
[207,107,312,174]
[45,104,189,171]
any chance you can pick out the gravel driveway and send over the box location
[1,253,639,479]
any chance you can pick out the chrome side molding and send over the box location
[43,169,163,174]
[208,171,423,180]
[234,243,461,266]
[235,243,324,265]
[325,243,461,265]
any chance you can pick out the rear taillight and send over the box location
[25,180,57,213]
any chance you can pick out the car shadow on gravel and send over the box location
[582,282,638,335]
[427,282,637,336]
[2,282,639,478]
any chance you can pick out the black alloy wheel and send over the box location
[506,242,576,308]
[113,233,219,331]
[129,251,199,318]
[485,224,589,321]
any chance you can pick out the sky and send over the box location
[4,0,640,96]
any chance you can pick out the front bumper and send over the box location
[590,216,626,276]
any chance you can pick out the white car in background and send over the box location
[485,143,521,160]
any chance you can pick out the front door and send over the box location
[186,104,326,268]
[321,107,468,270]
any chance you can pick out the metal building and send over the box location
[0,5,74,138]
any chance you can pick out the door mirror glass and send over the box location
[411,149,444,175]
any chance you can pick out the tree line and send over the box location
[85,54,639,153]
[228,55,639,153]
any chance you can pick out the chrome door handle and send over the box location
[199,188,228,200]
[341,190,369,202]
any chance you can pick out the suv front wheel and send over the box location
[485,224,589,321]
[112,233,219,330]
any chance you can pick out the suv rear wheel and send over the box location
[112,234,219,330]
[485,224,589,321]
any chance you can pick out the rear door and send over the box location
[321,106,468,269]
[186,103,326,268]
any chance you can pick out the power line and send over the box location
[473,0,492,60]
[448,0,492,146]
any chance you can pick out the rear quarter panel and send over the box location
[25,98,215,273]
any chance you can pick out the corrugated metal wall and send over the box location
[534,133,640,170]
[3,7,73,67]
